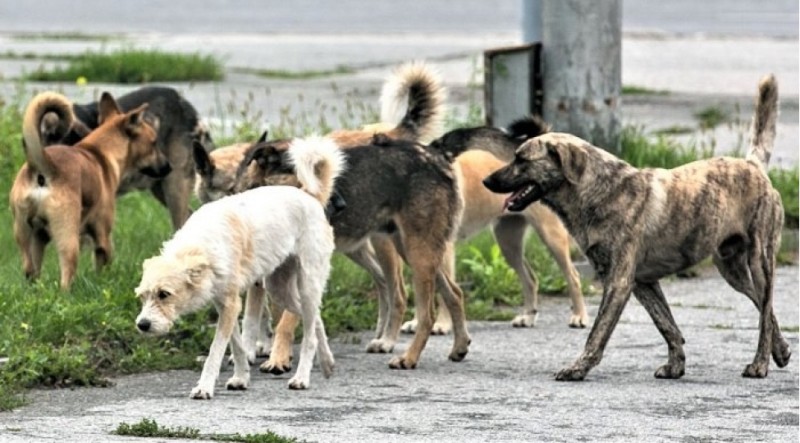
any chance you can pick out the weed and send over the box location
[233,66,355,80]
[693,105,729,130]
[621,85,669,96]
[780,326,799,333]
[26,48,224,83]
[114,418,304,442]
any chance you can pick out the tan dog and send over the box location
[484,74,791,380]
[11,92,169,289]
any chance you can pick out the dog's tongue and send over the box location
[503,191,520,211]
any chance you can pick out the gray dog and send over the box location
[483,74,790,381]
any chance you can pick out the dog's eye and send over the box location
[157,290,171,300]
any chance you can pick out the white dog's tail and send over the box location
[22,91,75,178]
[746,74,779,170]
[379,61,447,144]
[287,136,346,205]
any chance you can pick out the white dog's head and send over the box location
[134,248,213,335]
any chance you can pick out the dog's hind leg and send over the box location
[288,267,324,390]
[315,314,335,378]
[526,206,588,328]
[14,222,45,281]
[430,242,456,336]
[50,213,80,289]
[372,237,407,352]
[346,243,396,353]
[261,263,299,375]
[89,216,114,272]
[241,280,268,363]
[435,247,471,362]
[632,282,685,379]
[494,214,540,328]
[225,321,251,391]
[192,287,242,399]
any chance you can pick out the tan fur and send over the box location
[10,93,166,289]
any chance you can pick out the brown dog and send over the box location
[10,92,170,289]
[483,74,791,380]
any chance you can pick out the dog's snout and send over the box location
[482,175,499,192]
[137,318,152,332]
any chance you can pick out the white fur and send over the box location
[136,185,336,397]
[379,61,446,144]
[287,135,346,201]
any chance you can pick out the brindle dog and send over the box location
[483,74,790,380]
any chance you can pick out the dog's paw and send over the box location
[255,341,271,358]
[190,386,213,400]
[366,339,394,354]
[511,313,537,328]
[654,363,685,379]
[569,312,589,328]
[287,377,309,390]
[321,360,335,379]
[388,355,418,370]
[773,340,791,368]
[400,319,417,334]
[742,362,769,378]
[225,375,250,391]
[431,321,452,335]
[555,366,587,381]
[260,360,292,375]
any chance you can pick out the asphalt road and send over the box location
[0,266,797,442]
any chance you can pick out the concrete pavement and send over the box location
[0,266,797,442]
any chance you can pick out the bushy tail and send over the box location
[287,136,346,205]
[380,61,447,144]
[22,91,74,177]
[746,74,779,170]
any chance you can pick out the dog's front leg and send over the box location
[241,280,268,363]
[556,254,635,381]
[192,290,241,399]
[633,282,685,379]
[225,320,251,391]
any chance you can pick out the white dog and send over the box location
[135,136,345,398]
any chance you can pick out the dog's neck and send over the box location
[75,134,127,189]
[542,154,639,249]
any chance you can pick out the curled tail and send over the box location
[22,92,74,177]
[380,61,447,144]
[287,136,346,205]
[747,74,778,170]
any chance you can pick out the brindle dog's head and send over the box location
[483,133,587,212]
[94,92,171,178]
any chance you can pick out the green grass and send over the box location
[621,85,669,96]
[693,105,730,130]
[114,418,303,443]
[11,32,125,42]
[26,48,224,83]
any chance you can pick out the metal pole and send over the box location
[521,0,542,43]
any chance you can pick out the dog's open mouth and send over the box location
[503,184,539,212]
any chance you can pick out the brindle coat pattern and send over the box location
[483,75,789,380]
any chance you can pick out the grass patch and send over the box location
[651,125,695,136]
[619,125,716,169]
[11,32,125,42]
[0,50,77,61]
[621,85,669,96]
[26,48,224,83]
[233,66,355,80]
[693,105,729,130]
[780,326,799,333]
[114,418,303,443]
[769,167,799,228]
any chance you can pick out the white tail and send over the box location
[746,74,779,170]
[287,136,346,205]
[379,61,447,144]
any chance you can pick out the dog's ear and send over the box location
[123,103,152,137]
[257,130,268,143]
[182,251,211,287]
[545,139,586,185]
[193,140,214,177]
[98,92,123,125]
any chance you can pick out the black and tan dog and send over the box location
[11,92,170,289]
[27,86,214,229]
[239,134,473,370]
[483,74,791,380]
